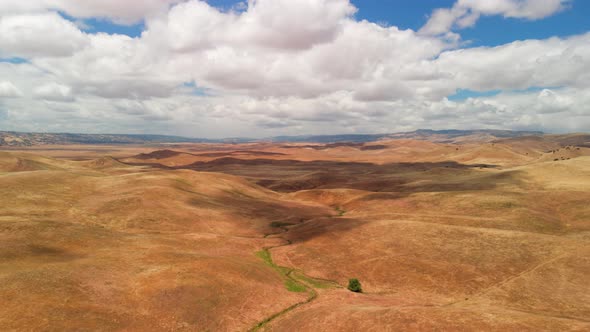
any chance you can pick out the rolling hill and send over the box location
[1,133,589,331]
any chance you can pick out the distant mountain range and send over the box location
[0,132,217,146]
[269,129,545,144]
[0,129,546,146]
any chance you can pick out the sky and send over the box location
[0,0,589,138]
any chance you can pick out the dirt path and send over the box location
[470,253,569,299]
[248,221,342,331]
[250,215,590,330]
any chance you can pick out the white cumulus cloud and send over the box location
[0,12,88,58]
[0,0,587,137]
[420,0,570,35]
[33,82,74,102]
[0,81,23,98]
[0,0,185,25]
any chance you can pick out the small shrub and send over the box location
[335,207,346,216]
[347,278,362,293]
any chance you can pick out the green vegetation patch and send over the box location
[292,271,335,289]
[284,279,306,292]
[255,249,307,293]
[255,250,274,267]
[335,206,346,216]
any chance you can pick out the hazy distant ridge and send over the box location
[0,129,545,146]
[0,131,216,146]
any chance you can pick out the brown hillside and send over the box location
[1,136,589,331]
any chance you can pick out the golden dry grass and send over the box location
[1,137,589,331]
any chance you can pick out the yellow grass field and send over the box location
[1,135,589,331]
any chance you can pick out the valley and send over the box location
[1,133,589,331]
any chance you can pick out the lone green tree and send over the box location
[347,278,362,293]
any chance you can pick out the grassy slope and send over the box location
[1,140,589,331]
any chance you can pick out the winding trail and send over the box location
[248,220,341,332]
[249,216,590,330]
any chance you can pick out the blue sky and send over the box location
[353,0,590,44]
[457,1,590,46]
[81,0,590,44]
